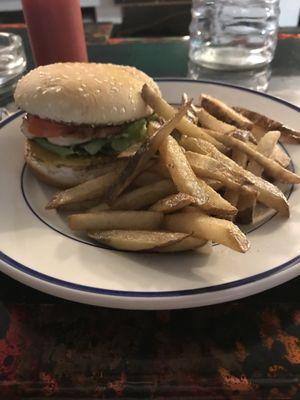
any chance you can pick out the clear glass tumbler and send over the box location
[0,32,27,86]
[189,0,280,70]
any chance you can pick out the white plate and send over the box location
[0,79,299,310]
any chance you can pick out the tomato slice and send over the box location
[24,114,74,137]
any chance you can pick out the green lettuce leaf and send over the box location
[111,119,147,152]
[81,138,107,155]
[33,118,148,158]
[33,138,77,157]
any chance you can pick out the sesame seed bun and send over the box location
[14,62,160,126]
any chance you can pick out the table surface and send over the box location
[0,26,299,399]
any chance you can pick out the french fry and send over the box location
[149,192,197,213]
[180,136,289,216]
[88,203,110,212]
[163,210,250,253]
[147,159,170,178]
[247,131,281,176]
[204,129,300,184]
[249,132,285,168]
[157,236,207,252]
[235,189,259,224]
[186,151,256,196]
[271,146,290,168]
[88,230,189,251]
[133,171,162,187]
[106,102,190,204]
[251,124,266,141]
[45,88,298,255]
[223,145,248,209]
[243,170,289,216]
[249,125,290,168]
[159,135,207,206]
[200,94,253,129]
[197,107,236,133]
[237,130,281,224]
[58,197,104,212]
[197,178,237,217]
[234,107,300,143]
[141,84,228,152]
[198,109,257,144]
[181,93,199,124]
[203,179,223,191]
[69,211,163,231]
[112,180,175,210]
[159,135,237,217]
[233,107,292,167]
[47,170,121,210]
[147,120,162,137]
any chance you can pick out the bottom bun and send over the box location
[25,139,119,189]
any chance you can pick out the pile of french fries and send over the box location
[46,85,300,253]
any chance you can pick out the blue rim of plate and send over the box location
[0,79,299,299]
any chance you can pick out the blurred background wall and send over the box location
[0,0,299,36]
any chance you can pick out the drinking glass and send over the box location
[189,0,280,70]
[0,32,26,86]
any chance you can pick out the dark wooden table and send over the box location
[0,26,299,399]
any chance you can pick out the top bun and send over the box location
[14,63,160,126]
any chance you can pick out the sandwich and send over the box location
[14,62,160,188]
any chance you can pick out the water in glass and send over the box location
[189,0,280,70]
